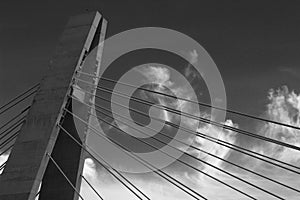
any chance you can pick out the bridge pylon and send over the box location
[0,11,107,200]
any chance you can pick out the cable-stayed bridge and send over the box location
[0,11,299,200]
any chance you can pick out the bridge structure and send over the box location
[0,11,300,200]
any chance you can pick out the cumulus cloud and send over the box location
[83,158,98,179]
[193,119,237,174]
[138,66,173,88]
[136,64,237,175]
[184,49,204,83]
[254,86,300,165]
[80,59,300,199]
[137,64,202,129]
[188,49,198,65]
[112,64,238,186]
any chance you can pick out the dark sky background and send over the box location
[1,0,300,129]
[1,1,300,199]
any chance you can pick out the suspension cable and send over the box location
[46,153,85,200]
[92,90,300,175]
[0,84,39,116]
[0,161,6,171]
[0,146,12,172]
[85,99,285,200]
[0,106,30,131]
[76,72,300,131]
[0,144,13,158]
[35,190,40,199]
[81,175,104,200]
[65,107,254,200]
[0,116,24,138]
[0,130,20,151]
[87,96,300,194]
[77,83,300,174]
[0,145,12,172]
[87,80,300,153]
[63,108,207,200]
[0,117,25,142]
[0,83,39,111]
[57,124,149,200]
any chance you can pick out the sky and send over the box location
[1,0,300,199]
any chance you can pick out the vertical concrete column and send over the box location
[39,15,107,200]
[0,11,106,200]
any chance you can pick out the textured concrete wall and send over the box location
[0,11,106,200]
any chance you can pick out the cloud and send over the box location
[253,86,300,165]
[79,61,300,199]
[80,158,198,199]
[188,49,198,65]
[137,65,205,129]
[131,65,237,176]
[184,50,204,84]
[83,158,98,179]
[138,66,173,87]
[198,119,237,169]
[2,83,298,199]
[84,85,300,199]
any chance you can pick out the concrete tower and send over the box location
[0,11,107,200]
